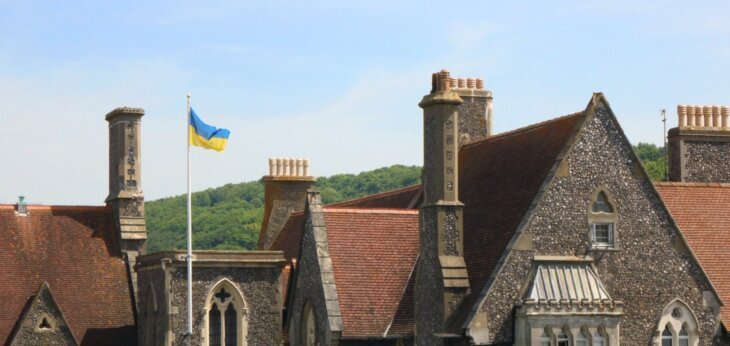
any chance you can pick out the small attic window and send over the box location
[588,189,618,249]
[35,314,56,332]
[592,191,613,213]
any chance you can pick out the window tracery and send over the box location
[655,299,699,346]
[205,280,248,346]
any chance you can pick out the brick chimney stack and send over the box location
[415,70,470,346]
[449,74,493,144]
[258,158,315,249]
[668,104,730,182]
[105,107,146,254]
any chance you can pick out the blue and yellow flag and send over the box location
[189,108,230,152]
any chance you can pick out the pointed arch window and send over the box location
[655,300,699,346]
[540,331,552,346]
[593,331,605,346]
[588,189,617,249]
[575,329,588,346]
[205,280,248,346]
[301,300,316,346]
[556,331,569,346]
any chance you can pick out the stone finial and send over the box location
[678,105,688,127]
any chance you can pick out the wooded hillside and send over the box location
[145,144,666,252]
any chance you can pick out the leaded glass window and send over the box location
[575,329,588,346]
[206,281,247,346]
[662,326,673,346]
[209,304,221,346]
[557,331,569,346]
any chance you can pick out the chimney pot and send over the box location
[296,159,303,176]
[476,78,484,90]
[704,106,713,127]
[467,78,476,89]
[275,158,283,176]
[268,158,275,176]
[678,105,688,127]
[458,78,466,89]
[713,106,722,127]
[303,159,310,176]
[722,106,730,128]
[449,78,457,89]
[687,106,696,126]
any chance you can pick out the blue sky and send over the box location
[1,1,729,204]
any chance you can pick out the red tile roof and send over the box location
[270,112,586,336]
[323,208,419,338]
[655,183,730,328]
[327,185,421,209]
[0,205,136,345]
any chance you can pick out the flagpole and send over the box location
[186,93,194,340]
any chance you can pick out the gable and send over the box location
[0,205,136,345]
[8,282,78,346]
[466,95,721,344]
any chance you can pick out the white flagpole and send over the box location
[186,93,194,339]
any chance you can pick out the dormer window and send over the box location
[588,189,618,249]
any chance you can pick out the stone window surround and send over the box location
[301,300,316,346]
[653,299,699,346]
[531,324,612,346]
[203,279,249,346]
[587,187,618,250]
[33,313,57,333]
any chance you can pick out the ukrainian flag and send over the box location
[189,108,230,152]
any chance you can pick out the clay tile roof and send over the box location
[0,205,136,345]
[655,182,730,328]
[322,208,419,338]
[326,185,421,209]
[453,111,584,328]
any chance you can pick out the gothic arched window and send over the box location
[205,280,248,346]
[575,328,589,346]
[588,189,618,249]
[655,299,699,346]
[301,300,316,346]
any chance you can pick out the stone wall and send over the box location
[475,105,721,345]
[683,141,730,183]
[287,193,343,346]
[137,252,285,346]
[8,284,77,346]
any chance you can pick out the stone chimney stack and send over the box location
[258,158,315,249]
[668,104,730,182]
[450,74,493,144]
[105,107,146,254]
[415,70,470,346]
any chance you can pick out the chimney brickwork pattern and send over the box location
[416,69,470,346]
[259,158,316,249]
[105,106,147,253]
[668,104,730,183]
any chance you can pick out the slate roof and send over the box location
[321,208,419,338]
[0,205,136,345]
[654,182,730,328]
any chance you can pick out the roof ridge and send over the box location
[0,204,110,210]
[654,182,730,188]
[322,207,419,215]
[325,184,422,207]
[462,111,585,148]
